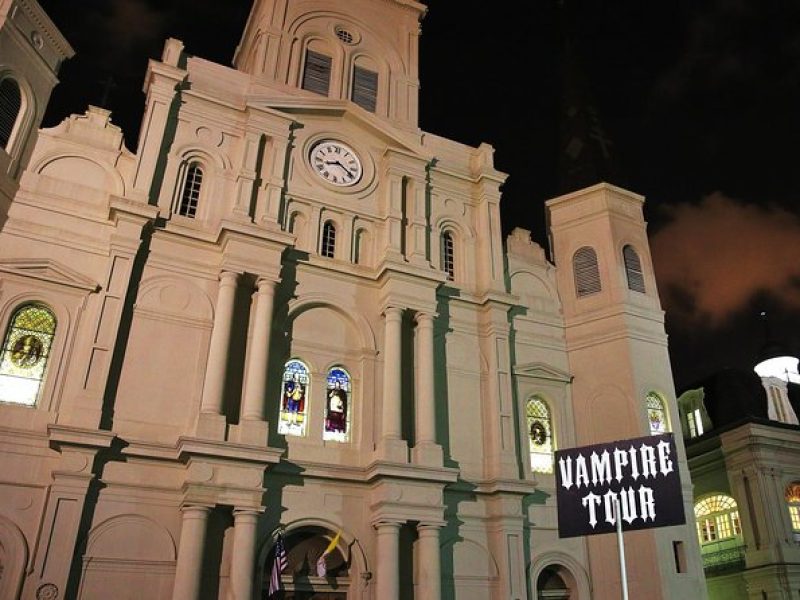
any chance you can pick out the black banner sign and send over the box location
[555,433,686,538]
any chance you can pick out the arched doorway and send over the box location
[265,527,349,599]
[537,565,571,600]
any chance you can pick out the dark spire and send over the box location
[555,1,618,194]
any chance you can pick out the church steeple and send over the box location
[233,0,427,130]
[754,311,799,424]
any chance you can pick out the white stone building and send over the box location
[0,0,707,598]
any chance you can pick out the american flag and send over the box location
[268,533,288,597]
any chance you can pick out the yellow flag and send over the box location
[323,530,341,556]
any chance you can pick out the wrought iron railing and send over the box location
[701,543,746,575]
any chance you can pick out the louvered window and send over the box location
[178,163,203,218]
[573,246,601,297]
[0,78,22,150]
[352,66,378,113]
[623,245,646,293]
[441,231,455,281]
[302,50,332,96]
[321,221,336,258]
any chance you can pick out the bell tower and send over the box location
[0,0,72,188]
[233,0,426,130]
[547,183,708,600]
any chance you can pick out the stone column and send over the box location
[241,278,276,421]
[416,523,442,600]
[229,508,260,600]
[200,271,239,417]
[374,520,402,600]
[380,307,407,461]
[172,505,211,600]
[413,312,442,466]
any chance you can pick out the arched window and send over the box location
[0,304,56,406]
[623,245,646,293]
[324,367,351,442]
[353,228,365,265]
[441,230,455,281]
[302,49,332,96]
[351,56,378,113]
[527,396,554,474]
[786,482,800,541]
[0,77,22,151]
[694,495,742,545]
[573,246,601,297]
[278,359,310,437]
[177,162,203,218]
[321,221,336,258]
[646,392,669,435]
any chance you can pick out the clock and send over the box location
[309,140,362,187]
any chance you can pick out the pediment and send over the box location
[0,259,100,292]
[513,362,573,383]
[249,97,428,158]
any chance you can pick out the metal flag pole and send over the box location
[615,497,629,600]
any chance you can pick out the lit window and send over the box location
[573,246,601,297]
[694,495,742,546]
[0,304,56,406]
[321,221,336,258]
[647,392,669,435]
[302,50,332,96]
[785,482,800,540]
[527,396,554,474]
[324,367,351,442]
[441,231,455,281]
[623,245,646,293]
[278,359,310,437]
[687,408,704,438]
[178,163,203,218]
[0,77,22,150]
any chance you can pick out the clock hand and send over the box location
[325,160,354,176]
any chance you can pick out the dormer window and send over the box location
[302,50,332,96]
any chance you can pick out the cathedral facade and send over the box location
[0,1,707,598]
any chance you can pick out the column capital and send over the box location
[219,270,240,285]
[383,306,405,320]
[417,521,446,532]
[414,311,437,326]
[233,507,264,520]
[254,277,278,293]
[180,504,213,516]
[372,518,404,531]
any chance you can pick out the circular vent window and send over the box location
[335,26,357,44]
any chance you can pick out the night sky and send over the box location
[36,0,800,390]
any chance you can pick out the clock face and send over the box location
[310,140,363,187]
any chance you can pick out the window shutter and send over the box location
[352,66,378,112]
[302,50,332,96]
[623,245,646,293]
[573,247,601,297]
[0,78,22,150]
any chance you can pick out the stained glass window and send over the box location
[324,367,351,442]
[646,392,669,435]
[694,495,741,545]
[0,77,22,150]
[527,396,554,474]
[278,359,310,437]
[0,304,56,406]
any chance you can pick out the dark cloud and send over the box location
[651,193,800,326]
